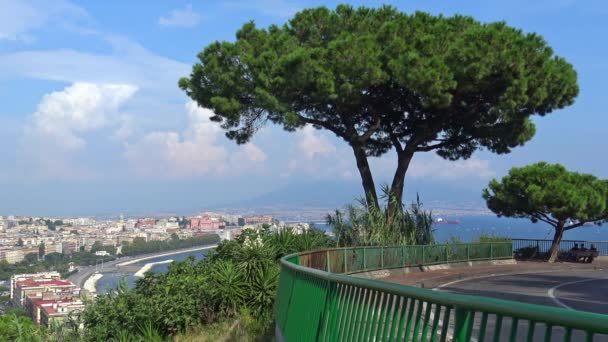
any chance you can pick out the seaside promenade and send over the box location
[68,244,217,292]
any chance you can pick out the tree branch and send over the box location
[525,211,558,227]
[531,215,558,227]
[296,114,347,139]
[537,212,559,226]
[414,136,476,152]
[564,222,585,231]
[357,114,382,143]
[564,215,608,231]
[391,135,403,154]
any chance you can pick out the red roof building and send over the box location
[39,299,85,327]
[13,278,76,306]
[135,218,157,228]
[190,216,223,231]
[27,298,74,325]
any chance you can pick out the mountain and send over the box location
[215,178,487,210]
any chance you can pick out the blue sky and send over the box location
[0,0,606,216]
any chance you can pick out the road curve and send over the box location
[438,269,608,314]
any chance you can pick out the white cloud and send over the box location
[124,101,266,178]
[296,126,336,159]
[25,82,137,150]
[281,126,354,179]
[223,0,300,18]
[233,143,267,163]
[20,82,137,179]
[112,115,135,141]
[0,0,88,41]
[158,4,202,28]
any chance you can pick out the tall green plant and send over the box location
[0,312,49,342]
[328,188,434,247]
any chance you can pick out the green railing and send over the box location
[276,242,608,341]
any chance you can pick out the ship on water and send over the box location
[434,217,461,224]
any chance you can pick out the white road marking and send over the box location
[547,277,608,310]
[433,269,563,291]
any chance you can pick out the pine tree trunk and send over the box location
[387,151,413,225]
[351,144,378,208]
[547,222,566,263]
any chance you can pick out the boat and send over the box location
[434,217,461,224]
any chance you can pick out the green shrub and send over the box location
[474,233,511,243]
[327,190,434,247]
[0,312,50,341]
[80,226,332,340]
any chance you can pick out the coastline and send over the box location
[116,244,218,267]
[134,259,173,277]
[83,273,103,294]
[69,244,217,290]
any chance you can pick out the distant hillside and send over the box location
[216,179,486,210]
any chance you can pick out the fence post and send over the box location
[326,250,330,273]
[381,246,384,269]
[316,278,333,341]
[453,307,474,342]
[466,244,470,261]
[363,247,367,270]
[344,248,348,273]
[445,245,449,263]
[490,243,493,259]
[422,245,425,265]
[401,245,405,266]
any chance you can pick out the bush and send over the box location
[474,233,511,243]
[0,311,50,341]
[80,226,333,340]
[327,190,434,247]
[514,245,542,260]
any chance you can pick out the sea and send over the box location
[96,215,606,293]
[316,216,607,243]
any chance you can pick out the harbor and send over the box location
[68,244,217,294]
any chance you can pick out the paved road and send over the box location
[438,269,608,314]
[428,269,608,341]
[67,257,131,288]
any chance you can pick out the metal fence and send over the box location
[276,242,608,341]
[513,238,608,256]
[296,243,513,274]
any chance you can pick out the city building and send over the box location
[61,241,78,254]
[12,278,76,306]
[43,243,57,256]
[243,215,275,225]
[10,272,84,327]
[221,214,242,226]
[190,216,223,230]
[10,272,62,304]
[135,218,156,229]
[0,247,25,264]
[27,298,74,325]
[39,299,85,327]
[219,227,244,241]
